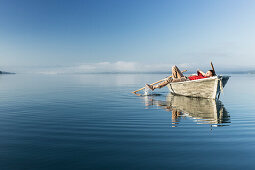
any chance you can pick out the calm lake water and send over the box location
[0,73,255,170]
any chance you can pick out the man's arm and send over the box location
[197,69,206,76]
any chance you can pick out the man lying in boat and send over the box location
[146,65,216,91]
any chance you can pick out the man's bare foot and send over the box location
[146,84,154,91]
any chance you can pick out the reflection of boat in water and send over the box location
[144,94,230,126]
[166,94,230,125]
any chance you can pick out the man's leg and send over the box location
[149,76,174,90]
[146,65,187,91]
[172,65,184,79]
[146,77,172,91]
[155,65,183,88]
[171,65,187,82]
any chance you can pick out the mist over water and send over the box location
[0,73,254,169]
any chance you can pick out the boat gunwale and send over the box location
[169,75,230,85]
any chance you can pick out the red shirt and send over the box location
[188,72,208,80]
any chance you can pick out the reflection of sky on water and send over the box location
[1,73,255,169]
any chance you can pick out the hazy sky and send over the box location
[1,0,255,73]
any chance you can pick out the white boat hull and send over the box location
[166,76,230,99]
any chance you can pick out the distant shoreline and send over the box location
[0,71,16,74]
[38,71,255,75]
[2,70,255,75]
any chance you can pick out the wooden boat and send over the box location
[166,75,230,99]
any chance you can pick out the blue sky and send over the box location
[0,0,255,73]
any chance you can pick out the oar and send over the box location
[132,70,187,94]
[210,61,216,75]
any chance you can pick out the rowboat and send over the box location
[166,75,230,99]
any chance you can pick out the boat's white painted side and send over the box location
[166,76,230,99]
